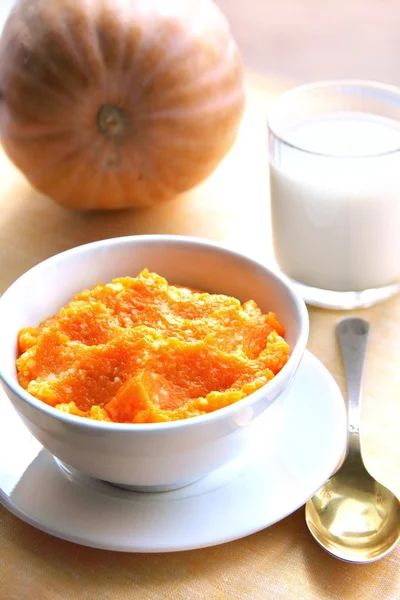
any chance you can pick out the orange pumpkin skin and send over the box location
[0,0,244,210]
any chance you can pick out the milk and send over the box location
[270,112,400,292]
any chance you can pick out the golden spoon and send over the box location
[305,317,400,563]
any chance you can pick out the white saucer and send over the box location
[0,351,347,552]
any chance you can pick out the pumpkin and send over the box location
[0,0,244,210]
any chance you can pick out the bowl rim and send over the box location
[0,234,309,432]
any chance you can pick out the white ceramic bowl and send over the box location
[0,235,309,491]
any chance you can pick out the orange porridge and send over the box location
[16,269,290,423]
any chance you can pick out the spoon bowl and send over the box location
[306,442,400,562]
[305,318,400,563]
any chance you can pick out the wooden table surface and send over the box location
[0,71,399,600]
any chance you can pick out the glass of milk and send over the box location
[268,80,400,309]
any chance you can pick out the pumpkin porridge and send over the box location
[16,270,290,423]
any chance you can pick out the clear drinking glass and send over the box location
[268,80,400,309]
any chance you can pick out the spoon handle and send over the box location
[336,318,370,437]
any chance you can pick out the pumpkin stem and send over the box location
[97,104,129,137]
